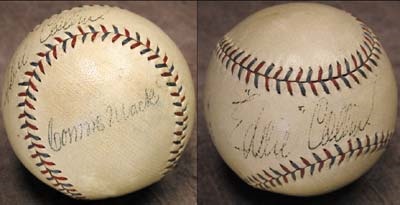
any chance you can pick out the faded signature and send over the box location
[307,95,373,150]
[233,107,291,159]
[231,89,291,159]
[2,53,28,107]
[231,88,374,159]
[48,88,160,152]
[35,10,106,43]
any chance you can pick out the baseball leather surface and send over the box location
[2,5,195,199]
[204,3,397,196]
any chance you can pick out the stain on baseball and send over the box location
[204,3,397,196]
[2,5,195,200]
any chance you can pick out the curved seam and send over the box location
[244,131,393,190]
[214,23,383,96]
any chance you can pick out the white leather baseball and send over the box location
[204,3,396,196]
[2,5,195,199]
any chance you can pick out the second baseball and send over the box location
[204,3,396,196]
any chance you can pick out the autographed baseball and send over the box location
[204,3,396,196]
[2,5,195,199]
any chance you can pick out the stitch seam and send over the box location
[215,23,382,96]
[243,131,393,190]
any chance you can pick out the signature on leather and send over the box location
[231,88,374,159]
[2,53,28,107]
[306,96,373,150]
[36,9,107,43]
[47,88,160,152]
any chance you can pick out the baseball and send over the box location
[2,5,195,199]
[204,3,396,196]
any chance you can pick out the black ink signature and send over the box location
[231,89,290,159]
[37,12,105,43]
[48,88,160,152]
[233,108,290,159]
[229,83,377,159]
[307,94,374,150]
[105,88,160,127]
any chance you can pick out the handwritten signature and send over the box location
[36,11,105,43]
[231,90,290,159]
[233,107,291,159]
[48,88,160,152]
[230,88,375,159]
[307,96,373,150]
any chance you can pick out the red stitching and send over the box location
[30,142,45,148]
[309,82,318,96]
[78,26,85,35]
[273,67,283,78]
[91,32,98,42]
[351,54,358,67]
[24,100,35,110]
[71,36,77,48]
[265,78,270,92]
[286,82,293,96]
[331,78,340,90]
[38,61,45,74]
[148,54,159,61]
[349,73,359,84]
[145,39,151,48]
[124,29,130,37]
[100,25,107,33]
[317,66,323,81]
[130,42,141,49]
[295,68,303,81]
[336,62,342,76]
[112,33,122,43]
[54,37,63,43]
[24,71,34,77]
[29,80,38,91]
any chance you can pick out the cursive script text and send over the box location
[234,108,290,159]
[36,11,105,43]
[307,96,373,150]
[231,90,290,159]
[48,88,160,152]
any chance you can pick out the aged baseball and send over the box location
[204,3,396,196]
[2,5,195,199]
